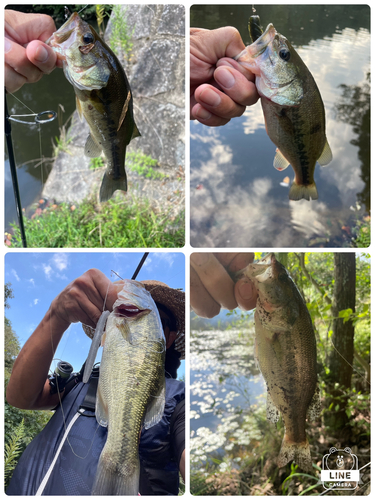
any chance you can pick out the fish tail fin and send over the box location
[277,437,312,472]
[99,172,127,203]
[289,181,318,201]
[92,456,140,495]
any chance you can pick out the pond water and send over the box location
[5,62,76,232]
[190,5,370,248]
[190,328,266,467]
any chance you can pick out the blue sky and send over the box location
[5,251,185,378]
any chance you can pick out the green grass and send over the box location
[10,196,184,248]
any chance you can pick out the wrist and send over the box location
[48,299,71,333]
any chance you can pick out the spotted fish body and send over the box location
[240,254,320,471]
[91,280,165,495]
[236,23,332,201]
[47,12,140,202]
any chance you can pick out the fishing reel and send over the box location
[48,361,76,395]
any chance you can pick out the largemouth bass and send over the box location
[84,279,166,495]
[47,12,140,202]
[238,254,320,470]
[235,21,332,201]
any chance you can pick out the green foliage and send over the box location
[89,156,105,170]
[10,196,184,248]
[31,5,112,24]
[4,419,25,489]
[109,5,134,61]
[5,282,14,308]
[352,216,370,248]
[127,152,169,180]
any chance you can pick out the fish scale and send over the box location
[87,280,166,495]
[46,12,140,202]
[236,19,332,201]
[239,254,320,471]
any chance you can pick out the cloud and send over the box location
[43,264,53,280]
[11,269,20,282]
[34,298,39,306]
[153,253,175,267]
[28,278,35,286]
[52,253,69,271]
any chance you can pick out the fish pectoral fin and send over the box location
[99,172,127,203]
[273,149,290,171]
[76,96,83,121]
[266,391,280,423]
[96,382,109,427]
[84,134,102,158]
[289,182,318,201]
[143,379,166,430]
[317,140,333,167]
[117,91,131,132]
[306,384,321,421]
[131,122,141,140]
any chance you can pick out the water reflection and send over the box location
[190,5,370,247]
[190,328,266,464]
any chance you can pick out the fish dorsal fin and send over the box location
[76,96,83,121]
[96,382,109,427]
[306,385,321,421]
[143,378,166,430]
[317,140,333,167]
[117,91,131,132]
[266,391,280,423]
[273,148,290,171]
[84,133,102,158]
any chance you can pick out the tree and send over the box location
[4,284,20,375]
[325,253,356,432]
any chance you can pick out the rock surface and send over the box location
[43,4,185,210]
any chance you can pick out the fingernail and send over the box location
[198,87,221,107]
[191,253,209,266]
[4,38,12,54]
[215,67,236,89]
[195,106,212,120]
[35,45,49,63]
[237,280,255,300]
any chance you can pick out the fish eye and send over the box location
[279,48,291,62]
[83,33,94,44]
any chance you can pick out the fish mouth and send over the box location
[236,253,276,281]
[114,304,150,320]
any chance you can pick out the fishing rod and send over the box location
[131,252,149,280]
[5,88,57,248]
[5,89,27,247]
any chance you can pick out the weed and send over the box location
[109,5,134,62]
[90,157,105,170]
[127,152,168,180]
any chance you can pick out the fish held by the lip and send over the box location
[46,12,140,202]
[238,254,320,471]
[235,22,332,201]
[83,279,166,495]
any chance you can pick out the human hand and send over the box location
[5,10,61,93]
[190,27,259,127]
[50,269,119,330]
[190,253,257,318]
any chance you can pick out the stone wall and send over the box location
[107,4,185,170]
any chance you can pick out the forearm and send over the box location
[6,303,70,410]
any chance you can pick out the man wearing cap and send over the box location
[6,269,185,496]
